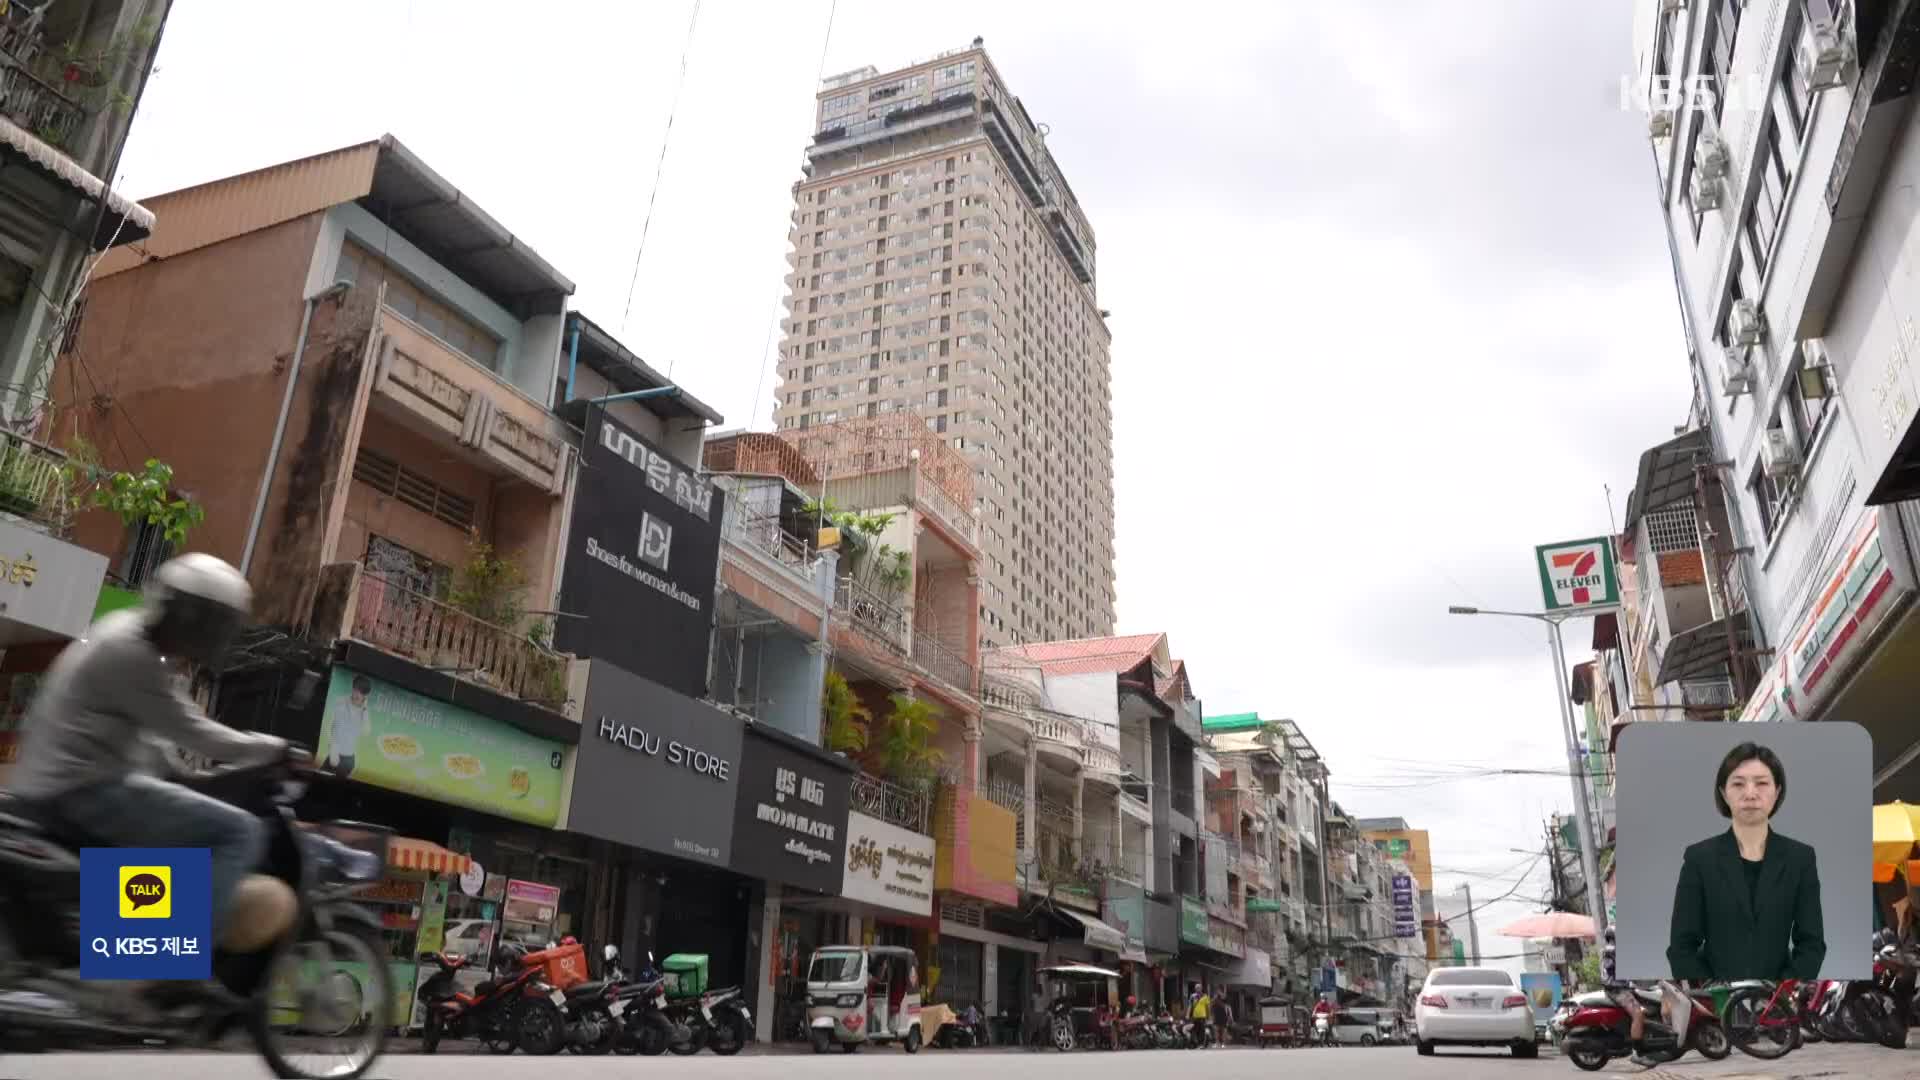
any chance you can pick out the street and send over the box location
[4,1043,1919,1080]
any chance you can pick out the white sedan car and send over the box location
[1413,967,1537,1058]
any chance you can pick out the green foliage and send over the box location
[446,528,528,629]
[876,692,944,789]
[1571,951,1600,991]
[803,497,913,598]
[821,669,871,754]
[92,458,204,544]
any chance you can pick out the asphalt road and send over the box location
[1,1042,1915,1079]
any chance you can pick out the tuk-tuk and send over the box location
[1038,963,1122,1051]
[1256,994,1297,1047]
[806,945,922,1054]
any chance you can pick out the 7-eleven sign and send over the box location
[1534,536,1620,613]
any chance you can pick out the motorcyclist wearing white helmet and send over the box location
[4,552,288,949]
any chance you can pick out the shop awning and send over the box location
[1655,613,1753,686]
[1623,428,1710,536]
[1059,909,1128,954]
[389,837,472,876]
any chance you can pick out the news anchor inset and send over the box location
[1666,742,1826,982]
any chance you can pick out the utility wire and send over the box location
[620,0,705,346]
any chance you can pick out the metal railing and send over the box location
[1681,677,1735,710]
[850,770,930,834]
[0,430,76,534]
[912,628,974,691]
[0,8,88,153]
[913,470,979,546]
[324,564,571,708]
[722,501,820,586]
[833,575,909,653]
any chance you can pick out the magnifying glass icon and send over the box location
[90,937,110,958]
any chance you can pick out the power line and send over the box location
[620,0,705,346]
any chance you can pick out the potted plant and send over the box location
[876,693,944,791]
[821,670,870,756]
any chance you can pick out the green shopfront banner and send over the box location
[1180,897,1208,945]
[316,667,565,827]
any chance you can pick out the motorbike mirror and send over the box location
[605,944,620,961]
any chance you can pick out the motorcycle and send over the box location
[603,948,694,1056]
[1559,982,1729,1072]
[1151,1009,1182,1048]
[660,981,753,1055]
[416,944,551,1055]
[0,727,392,1079]
[1878,931,1920,1035]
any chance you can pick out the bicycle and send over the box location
[1720,978,1804,1060]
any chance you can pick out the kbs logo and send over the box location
[118,865,171,919]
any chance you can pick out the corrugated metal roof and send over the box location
[0,114,153,239]
[93,140,380,278]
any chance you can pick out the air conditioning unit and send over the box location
[1649,109,1675,139]
[1730,298,1767,346]
[1721,345,1755,396]
[1799,338,1836,399]
[1695,132,1730,180]
[1762,428,1803,480]
[1801,18,1855,91]
[1690,170,1723,212]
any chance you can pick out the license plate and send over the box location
[609,999,626,1018]
[550,989,567,1007]
[1454,998,1486,1010]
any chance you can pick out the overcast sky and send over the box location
[115,0,1690,972]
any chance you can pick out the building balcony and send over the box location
[1032,707,1086,766]
[310,562,576,716]
[721,491,826,594]
[912,628,974,693]
[1083,743,1124,787]
[369,309,570,496]
[850,769,930,835]
[784,414,979,553]
[0,6,89,154]
[0,430,81,538]
[832,575,910,655]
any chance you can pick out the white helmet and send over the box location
[144,553,252,669]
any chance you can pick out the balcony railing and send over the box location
[833,575,909,654]
[722,500,821,588]
[1083,743,1123,779]
[0,7,88,154]
[912,628,974,691]
[1032,708,1086,752]
[313,564,572,710]
[850,770,930,834]
[0,430,77,535]
[1681,677,1735,710]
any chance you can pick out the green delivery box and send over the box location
[662,953,708,999]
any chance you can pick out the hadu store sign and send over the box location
[567,662,744,868]
[1533,536,1620,614]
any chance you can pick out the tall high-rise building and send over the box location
[772,39,1116,648]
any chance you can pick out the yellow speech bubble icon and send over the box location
[119,864,171,919]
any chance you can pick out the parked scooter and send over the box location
[1559,982,1729,1072]
[416,943,550,1055]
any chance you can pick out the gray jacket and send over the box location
[4,609,282,799]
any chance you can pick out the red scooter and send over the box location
[1560,983,1729,1072]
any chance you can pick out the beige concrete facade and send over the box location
[771,44,1116,650]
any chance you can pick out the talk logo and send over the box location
[119,864,171,919]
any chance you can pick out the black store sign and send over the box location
[730,725,852,895]
[556,413,723,699]
[566,662,743,869]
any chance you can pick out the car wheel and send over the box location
[1360,1033,1375,1046]
[1415,1039,1434,1056]
[1512,1039,1537,1059]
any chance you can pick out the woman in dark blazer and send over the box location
[1666,742,1826,981]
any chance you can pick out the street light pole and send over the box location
[1446,606,1610,940]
